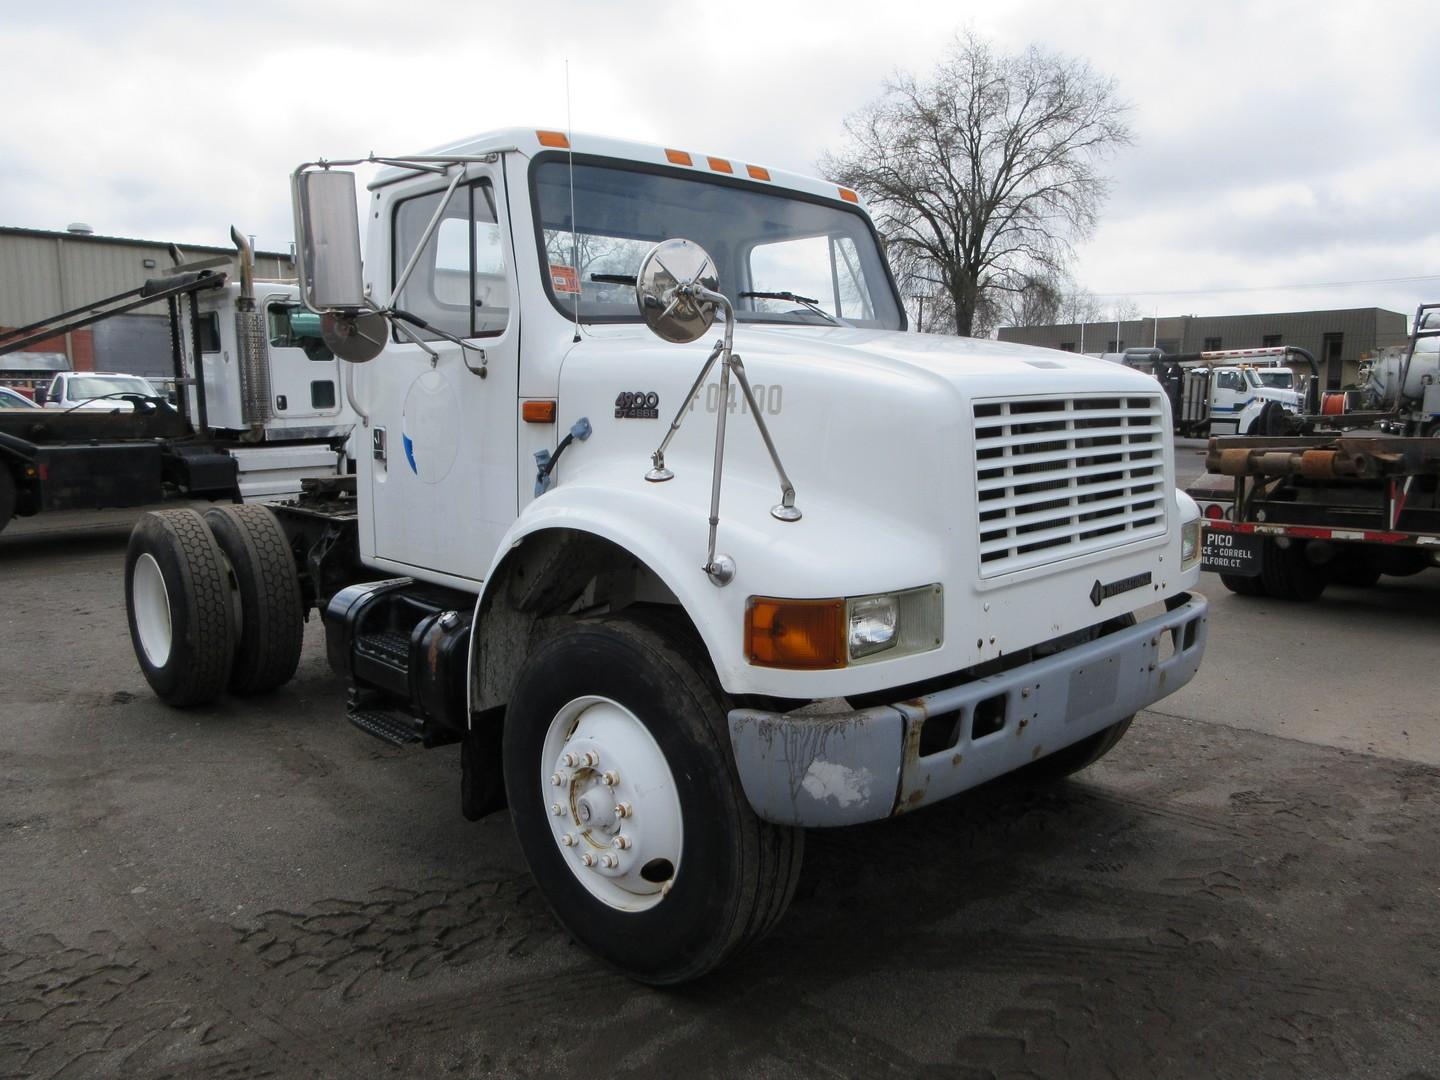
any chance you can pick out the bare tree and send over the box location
[821,32,1132,337]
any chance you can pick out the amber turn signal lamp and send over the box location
[744,597,846,670]
[536,130,570,148]
[522,400,557,424]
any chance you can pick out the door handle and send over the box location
[372,426,387,463]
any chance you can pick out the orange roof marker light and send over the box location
[665,148,693,166]
[706,156,733,174]
[746,165,771,181]
[536,130,570,148]
[838,186,859,203]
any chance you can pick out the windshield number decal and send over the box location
[615,391,660,419]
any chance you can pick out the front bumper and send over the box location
[727,592,1208,826]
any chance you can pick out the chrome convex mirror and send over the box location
[321,310,387,363]
[635,238,802,587]
[635,239,720,344]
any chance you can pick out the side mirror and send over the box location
[34,386,48,405]
[292,169,366,312]
[636,239,720,344]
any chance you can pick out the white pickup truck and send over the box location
[121,128,1209,983]
[40,371,162,411]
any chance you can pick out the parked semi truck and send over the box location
[0,231,353,533]
[1190,306,1440,598]
[121,129,1209,983]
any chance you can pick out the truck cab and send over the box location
[122,128,1208,983]
[1206,363,1302,433]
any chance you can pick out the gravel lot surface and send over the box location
[2,502,1438,1079]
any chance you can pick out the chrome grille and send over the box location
[973,395,1167,577]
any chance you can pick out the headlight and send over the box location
[1181,519,1202,569]
[847,595,898,658]
[846,584,944,665]
[745,585,944,669]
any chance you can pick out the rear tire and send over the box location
[125,509,234,706]
[1329,555,1382,588]
[503,615,803,984]
[203,505,304,695]
[1260,540,1327,601]
[0,467,15,533]
[1220,572,1268,596]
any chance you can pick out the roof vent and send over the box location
[66,222,95,235]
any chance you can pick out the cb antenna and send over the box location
[566,59,580,344]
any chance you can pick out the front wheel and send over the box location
[503,615,803,984]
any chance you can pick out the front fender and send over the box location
[478,462,946,698]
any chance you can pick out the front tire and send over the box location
[503,615,803,984]
[124,509,235,706]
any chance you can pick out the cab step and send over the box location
[347,706,423,746]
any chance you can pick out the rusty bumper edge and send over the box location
[728,592,1210,827]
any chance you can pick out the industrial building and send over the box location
[0,224,293,392]
[997,307,1410,389]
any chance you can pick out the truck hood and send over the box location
[655,323,1163,398]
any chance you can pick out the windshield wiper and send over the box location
[739,290,848,327]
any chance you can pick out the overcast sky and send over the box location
[4,0,1437,327]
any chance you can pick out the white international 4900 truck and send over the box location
[121,129,1209,983]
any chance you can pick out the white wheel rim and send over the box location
[541,695,682,913]
[133,553,172,667]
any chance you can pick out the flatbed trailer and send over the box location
[1191,432,1440,598]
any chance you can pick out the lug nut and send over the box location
[560,833,577,847]
[601,770,619,786]
[550,803,564,816]
[550,772,564,787]
[614,802,632,819]
[582,751,600,767]
[599,853,619,868]
[562,752,578,767]
[614,835,632,850]
[581,853,597,867]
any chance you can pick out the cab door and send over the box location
[260,295,343,421]
[367,168,519,584]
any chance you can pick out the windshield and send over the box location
[531,158,903,329]
[68,376,155,400]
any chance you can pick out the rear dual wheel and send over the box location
[1219,540,1326,601]
[503,616,803,984]
[125,505,303,706]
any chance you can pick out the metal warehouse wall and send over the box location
[998,307,1410,388]
[0,227,293,370]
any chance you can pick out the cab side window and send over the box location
[267,302,334,363]
[392,180,509,340]
[1216,371,1243,392]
